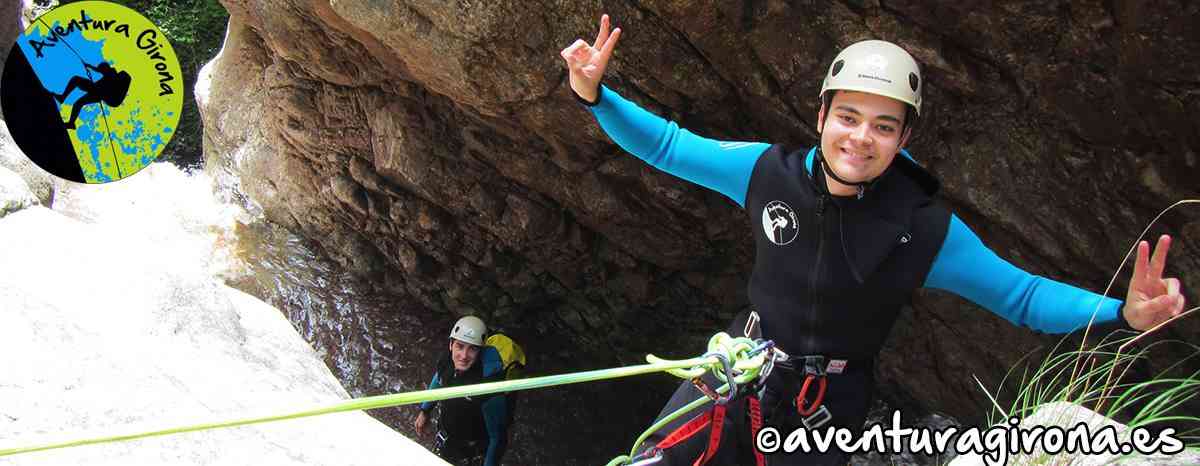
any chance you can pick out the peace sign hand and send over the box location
[1123,235,1188,330]
[560,14,622,104]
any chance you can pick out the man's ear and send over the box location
[816,103,826,134]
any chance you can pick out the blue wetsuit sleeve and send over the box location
[418,371,441,412]
[588,85,769,208]
[482,395,508,466]
[924,215,1124,333]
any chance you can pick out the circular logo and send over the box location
[1,1,183,183]
[861,54,888,72]
[761,200,799,246]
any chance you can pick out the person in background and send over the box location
[414,316,510,466]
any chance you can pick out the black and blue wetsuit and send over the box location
[420,346,509,466]
[584,85,1130,465]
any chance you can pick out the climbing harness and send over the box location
[606,335,777,466]
[603,310,785,466]
[608,309,863,466]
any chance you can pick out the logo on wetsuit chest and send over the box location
[761,200,799,246]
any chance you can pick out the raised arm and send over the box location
[924,215,1127,333]
[587,86,766,206]
[560,15,767,207]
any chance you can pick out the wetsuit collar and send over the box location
[803,147,927,201]
[802,146,941,283]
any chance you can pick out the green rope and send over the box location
[607,332,771,466]
[0,332,769,460]
[622,388,722,459]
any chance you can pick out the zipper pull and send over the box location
[856,185,865,200]
[816,195,826,216]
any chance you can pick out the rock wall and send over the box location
[199,0,1200,425]
[0,0,25,94]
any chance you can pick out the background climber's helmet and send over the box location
[449,316,486,346]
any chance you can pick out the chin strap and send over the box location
[815,147,884,199]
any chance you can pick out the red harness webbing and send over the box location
[748,396,765,466]
[654,408,715,452]
[649,396,767,466]
[692,404,726,466]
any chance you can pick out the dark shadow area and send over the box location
[1,45,85,183]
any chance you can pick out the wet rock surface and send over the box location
[226,218,674,465]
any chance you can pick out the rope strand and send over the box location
[0,333,771,459]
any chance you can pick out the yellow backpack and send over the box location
[485,333,526,380]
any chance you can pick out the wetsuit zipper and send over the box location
[840,207,864,283]
[807,194,827,354]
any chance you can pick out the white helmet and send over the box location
[449,316,486,346]
[819,40,922,116]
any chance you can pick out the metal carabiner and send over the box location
[695,351,737,404]
[747,339,775,357]
[794,373,828,417]
[627,450,665,466]
[752,341,779,382]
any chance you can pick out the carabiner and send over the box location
[627,450,664,466]
[794,374,827,417]
[695,351,737,404]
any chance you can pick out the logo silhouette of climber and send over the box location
[766,204,791,242]
[53,61,131,130]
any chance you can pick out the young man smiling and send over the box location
[560,14,1188,466]
[819,90,910,196]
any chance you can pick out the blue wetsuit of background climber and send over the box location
[584,85,1132,465]
[420,346,509,466]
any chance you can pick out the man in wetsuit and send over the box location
[559,14,1188,466]
[54,61,131,130]
[414,316,510,466]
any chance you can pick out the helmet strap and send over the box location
[815,92,907,199]
[818,148,869,188]
[816,145,873,195]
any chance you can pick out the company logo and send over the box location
[761,200,799,246]
[853,54,893,84]
[860,54,888,73]
[1,1,183,183]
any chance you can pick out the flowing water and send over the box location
[50,161,959,465]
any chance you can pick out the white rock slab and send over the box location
[0,165,35,218]
[0,207,445,465]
